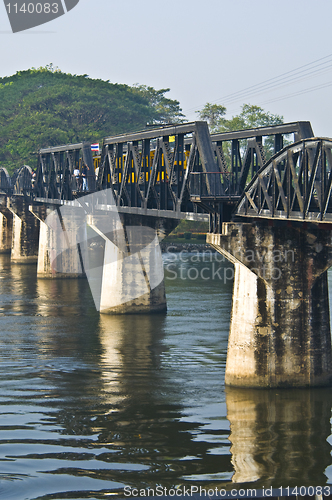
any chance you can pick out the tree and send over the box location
[197,103,284,161]
[217,103,283,132]
[197,103,283,132]
[0,67,185,173]
[132,84,184,125]
[196,102,226,133]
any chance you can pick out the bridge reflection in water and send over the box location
[0,253,332,495]
[226,387,332,487]
[33,266,332,489]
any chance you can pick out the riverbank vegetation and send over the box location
[164,219,209,243]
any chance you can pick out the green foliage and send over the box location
[173,219,209,234]
[0,66,184,173]
[196,102,226,133]
[184,232,192,240]
[197,103,285,162]
[132,84,184,125]
[197,103,283,133]
[217,103,283,132]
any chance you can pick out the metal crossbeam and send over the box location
[103,122,203,144]
[189,121,315,231]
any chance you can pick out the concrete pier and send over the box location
[30,205,86,278]
[99,231,166,314]
[9,198,39,264]
[0,209,12,253]
[30,193,177,313]
[208,222,332,388]
[85,213,176,314]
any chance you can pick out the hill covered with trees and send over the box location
[0,64,184,173]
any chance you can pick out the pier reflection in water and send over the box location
[0,253,331,498]
[226,387,332,488]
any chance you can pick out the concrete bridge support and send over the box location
[208,222,332,388]
[9,198,39,264]
[0,209,12,254]
[85,213,178,314]
[30,195,178,313]
[30,205,86,279]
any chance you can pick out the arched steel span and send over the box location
[12,165,33,196]
[236,137,332,223]
[0,167,11,194]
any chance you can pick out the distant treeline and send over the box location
[0,64,184,174]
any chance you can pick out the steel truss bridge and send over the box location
[2,119,330,229]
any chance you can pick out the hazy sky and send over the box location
[1,0,332,136]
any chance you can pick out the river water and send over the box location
[0,249,331,500]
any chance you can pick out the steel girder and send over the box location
[3,120,320,228]
[190,121,315,231]
[97,121,217,213]
[190,121,314,202]
[35,142,95,200]
[12,165,34,196]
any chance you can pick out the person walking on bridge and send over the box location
[73,166,81,191]
[82,163,89,192]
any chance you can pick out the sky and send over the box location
[1,0,332,137]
